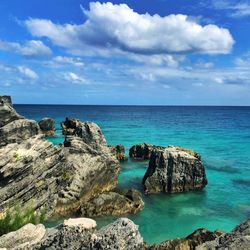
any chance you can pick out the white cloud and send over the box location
[24,2,234,57]
[0,40,52,57]
[18,66,39,80]
[52,56,84,67]
[212,0,250,18]
[63,72,86,84]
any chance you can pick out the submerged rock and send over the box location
[143,146,207,194]
[129,143,164,160]
[0,218,144,250]
[38,117,55,136]
[109,144,128,161]
[80,189,144,217]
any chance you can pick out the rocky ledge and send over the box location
[0,217,249,250]
[143,146,207,194]
[80,189,144,217]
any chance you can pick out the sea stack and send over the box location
[142,146,207,194]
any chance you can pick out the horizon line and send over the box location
[13,103,250,107]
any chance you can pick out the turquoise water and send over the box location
[15,105,250,243]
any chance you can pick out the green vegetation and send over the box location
[12,152,23,163]
[61,168,72,182]
[0,204,46,236]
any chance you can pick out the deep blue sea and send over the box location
[14,105,250,244]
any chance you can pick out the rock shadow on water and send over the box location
[232,178,250,187]
[206,164,240,174]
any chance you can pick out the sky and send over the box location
[0,0,250,105]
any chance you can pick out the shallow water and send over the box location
[15,105,250,243]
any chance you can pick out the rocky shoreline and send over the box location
[0,95,249,249]
[0,217,249,249]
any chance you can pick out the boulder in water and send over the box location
[142,146,207,194]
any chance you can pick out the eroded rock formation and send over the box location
[143,146,207,194]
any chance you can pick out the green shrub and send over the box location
[0,204,46,236]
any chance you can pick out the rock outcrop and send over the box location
[109,144,128,161]
[129,143,164,160]
[61,117,107,150]
[80,189,144,217]
[0,218,144,250]
[56,118,120,216]
[197,218,250,250]
[0,97,121,218]
[143,146,207,194]
[38,118,56,136]
[0,96,40,147]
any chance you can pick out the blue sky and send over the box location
[0,0,250,105]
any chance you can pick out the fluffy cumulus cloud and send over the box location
[24,2,234,57]
[18,66,38,80]
[0,40,52,57]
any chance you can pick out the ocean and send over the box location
[14,105,250,244]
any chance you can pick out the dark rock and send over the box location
[129,143,164,159]
[109,144,128,161]
[80,189,144,217]
[146,228,222,250]
[143,146,207,194]
[38,118,55,136]
[198,218,250,250]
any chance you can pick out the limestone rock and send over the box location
[109,144,128,161]
[63,218,97,229]
[143,146,207,194]
[0,223,46,250]
[93,218,144,250]
[0,135,63,215]
[129,143,164,160]
[80,189,144,217]
[0,96,22,127]
[3,218,144,250]
[56,134,120,216]
[0,97,120,218]
[38,118,55,136]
